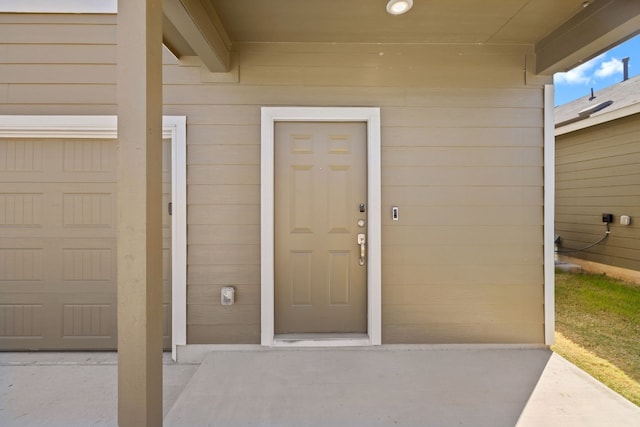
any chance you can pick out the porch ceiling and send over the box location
[207,0,584,45]
[163,0,640,75]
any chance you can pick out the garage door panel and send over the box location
[62,303,114,339]
[2,173,116,187]
[62,192,115,228]
[0,138,49,175]
[0,136,172,351]
[61,244,116,284]
[0,298,45,339]
[1,286,117,295]
[1,186,116,239]
[59,293,116,344]
[0,191,44,226]
[0,139,69,182]
[62,139,115,174]
[0,232,117,242]
[0,246,44,283]
[0,292,117,350]
[0,175,117,184]
[5,182,115,192]
[0,238,49,293]
[2,229,117,239]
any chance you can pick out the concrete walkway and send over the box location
[0,352,198,426]
[1,347,638,426]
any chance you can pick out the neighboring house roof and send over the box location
[555,73,640,135]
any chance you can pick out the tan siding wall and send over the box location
[556,114,640,271]
[0,13,546,344]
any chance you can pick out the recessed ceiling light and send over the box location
[386,0,413,15]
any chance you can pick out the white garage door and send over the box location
[0,137,172,350]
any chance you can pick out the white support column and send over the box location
[543,85,555,345]
[117,0,164,425]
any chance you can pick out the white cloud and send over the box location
[595,58,623,78]
[554,55,605,85]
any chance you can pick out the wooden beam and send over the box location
[535,0,640,75]
[163,13,196,58]
[163,0,231,72]
[117,0,164,425]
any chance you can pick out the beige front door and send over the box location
[275,122,367,334]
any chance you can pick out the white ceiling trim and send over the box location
[0,0,116,13]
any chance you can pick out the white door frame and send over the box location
[0,115,187,360]
[260,107,381,347]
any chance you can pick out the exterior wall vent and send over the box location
[555,100,614,128]
[577,100,613,117]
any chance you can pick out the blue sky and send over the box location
[554,34,640,106]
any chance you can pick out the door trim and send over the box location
[0,115,187,360]
[261,107,381,347]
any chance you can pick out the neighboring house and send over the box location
[1,1,639,362]
[555,73,640,277]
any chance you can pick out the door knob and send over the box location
[357,233,366,266]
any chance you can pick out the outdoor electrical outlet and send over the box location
[602,213,614,223]
[221,287,235,305]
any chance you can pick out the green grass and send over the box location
[552,332,640,406]
[554,270,640,404]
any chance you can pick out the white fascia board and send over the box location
[0,115,117,138]
[555,102,640,136]
[0,1,116,13]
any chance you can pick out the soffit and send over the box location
[207,0,587,45]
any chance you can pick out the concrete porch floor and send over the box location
[1,347,638,426]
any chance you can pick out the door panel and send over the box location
[0,137,172,350]
[275,122,367,334]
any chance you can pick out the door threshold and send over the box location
[272,333,370,347]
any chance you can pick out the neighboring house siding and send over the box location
[556,114,640,272]
[0,13,546,344]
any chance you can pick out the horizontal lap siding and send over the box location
[556,115,640,271]
[232,43,544,344]
[381,101,543,343]
[0,14,115,115]
[0,14,545,344]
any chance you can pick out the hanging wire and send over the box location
[555,222,610,254]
